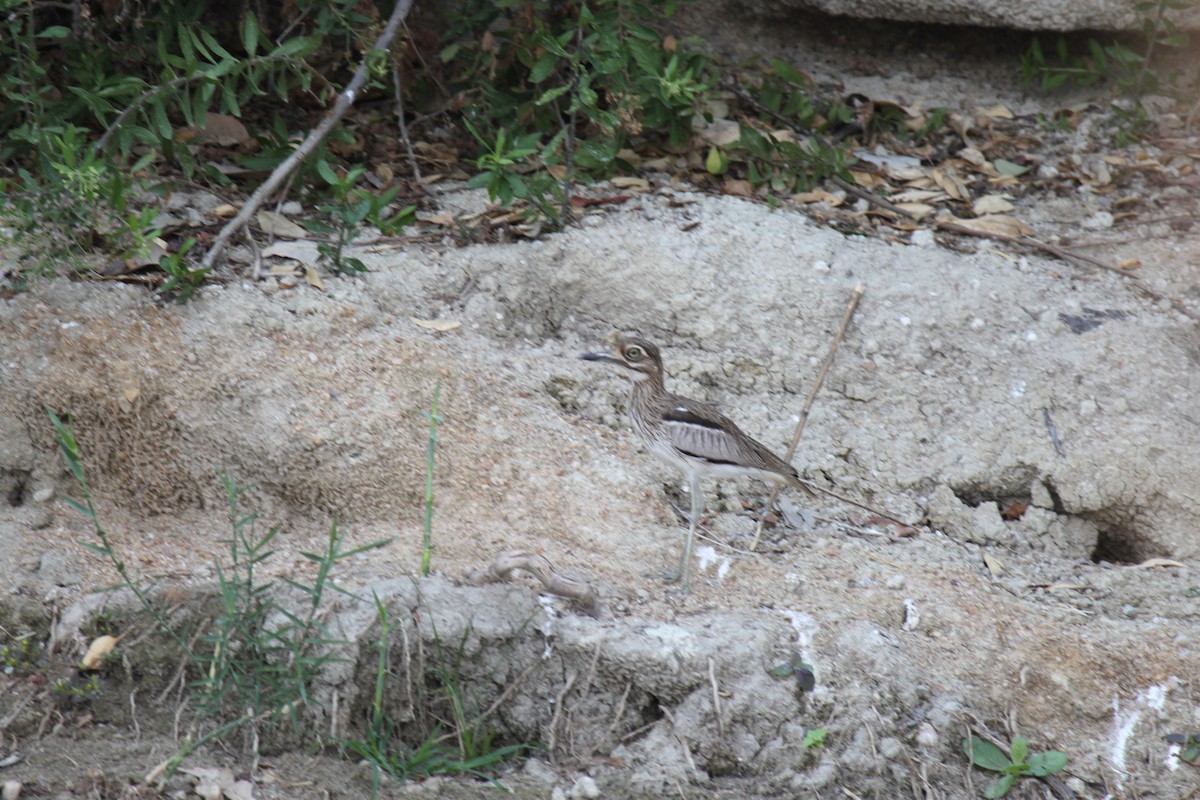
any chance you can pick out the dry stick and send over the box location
[200,0,416,271]
[547,670,578,764]
[750,283,865,551]
[391,63,421,181]
[707,657,725,743]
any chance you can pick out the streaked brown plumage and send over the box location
[581,334,807,592]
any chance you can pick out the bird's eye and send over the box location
[624,346,644,362]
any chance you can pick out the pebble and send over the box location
[1,781,20,800]
[569,775,600,798]
[910,229,935,248]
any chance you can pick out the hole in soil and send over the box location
[1090,522,1150,565]
[5,470,29,507]
[640,695,666,728]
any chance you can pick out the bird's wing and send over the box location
[661,404,749,466]
[660,398,797,478]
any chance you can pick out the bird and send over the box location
[580,334,810,592]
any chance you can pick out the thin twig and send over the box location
[751,283,865,550]
[547,670,577,764]
[391,64,421,181]
[200,0,416,270]
[707,657,725,743]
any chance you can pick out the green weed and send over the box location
[963,735,1068,798]
[48,408,390,780]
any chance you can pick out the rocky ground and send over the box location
[2,8,1199,800]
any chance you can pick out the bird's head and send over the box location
[580,334,663,383]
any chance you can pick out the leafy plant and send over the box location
[1018,0,1192,143]
[963,735,1068,798]
[1165,731,1200,763]
[48,409,390,780]
[342,596,530,795]
[310,160,415,273]
[157,237,207,304]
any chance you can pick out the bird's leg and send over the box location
[664,474,703,593]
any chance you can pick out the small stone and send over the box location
[32,487,53,503]
[879,736,903,759]
[916,722,939,748]
[569,775,600,798]
[910,229,935,247]
[885,574,905,590]
[2,780,21,800]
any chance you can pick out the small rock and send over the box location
[885,574,905,590]
[1081,211,1113,230]
[2,780,21,800]
[569,775,600,798]
[910,229,935,247]
[32,487,53,503]
[916,722,939,748]
[879,736,903,759]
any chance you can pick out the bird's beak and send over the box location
[579,350,619,364]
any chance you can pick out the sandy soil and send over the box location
[2,9,1199,800]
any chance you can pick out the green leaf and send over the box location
[316,159,340,186]
[984,773,1015,799]
[1026,750,1068,776]
[241,12,259,57]
[439,43,460,63]
[1008,736,1028,765]
[270,36,318,59]
[801,727,826,748]
[536,84,572,107]
[529,51,559,84]
[37,25,71,39]
[466,172,492,190]
[963,737,1011,772]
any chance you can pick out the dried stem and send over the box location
[200,0,416,270]
[751,283,865,550]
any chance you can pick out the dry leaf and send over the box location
[81,635,119,670]
[891,189,947,204]
[1133,558,1185,569]
[958,147,991,169]
[262,240,320,263]
[268,264,298,276]
[894,202,935,220]
[944,215,1032,238]
[411,318,461,332]
[303,264,325,291]
[421,211,457,226]
[973,195,1015,215]
[609,176,650,190]
[256,211,309,239]
[696,119,740,146]
[983,553,1005,577]
[721,177,755,197]
[196,113,250,146]
[931,169,969,201]
[850,170,884,188]
[122,387,140,404]
[978,104,1014,120]
[1117,258,1141,270]
[212,203,239,218]
[792,189,843,206]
